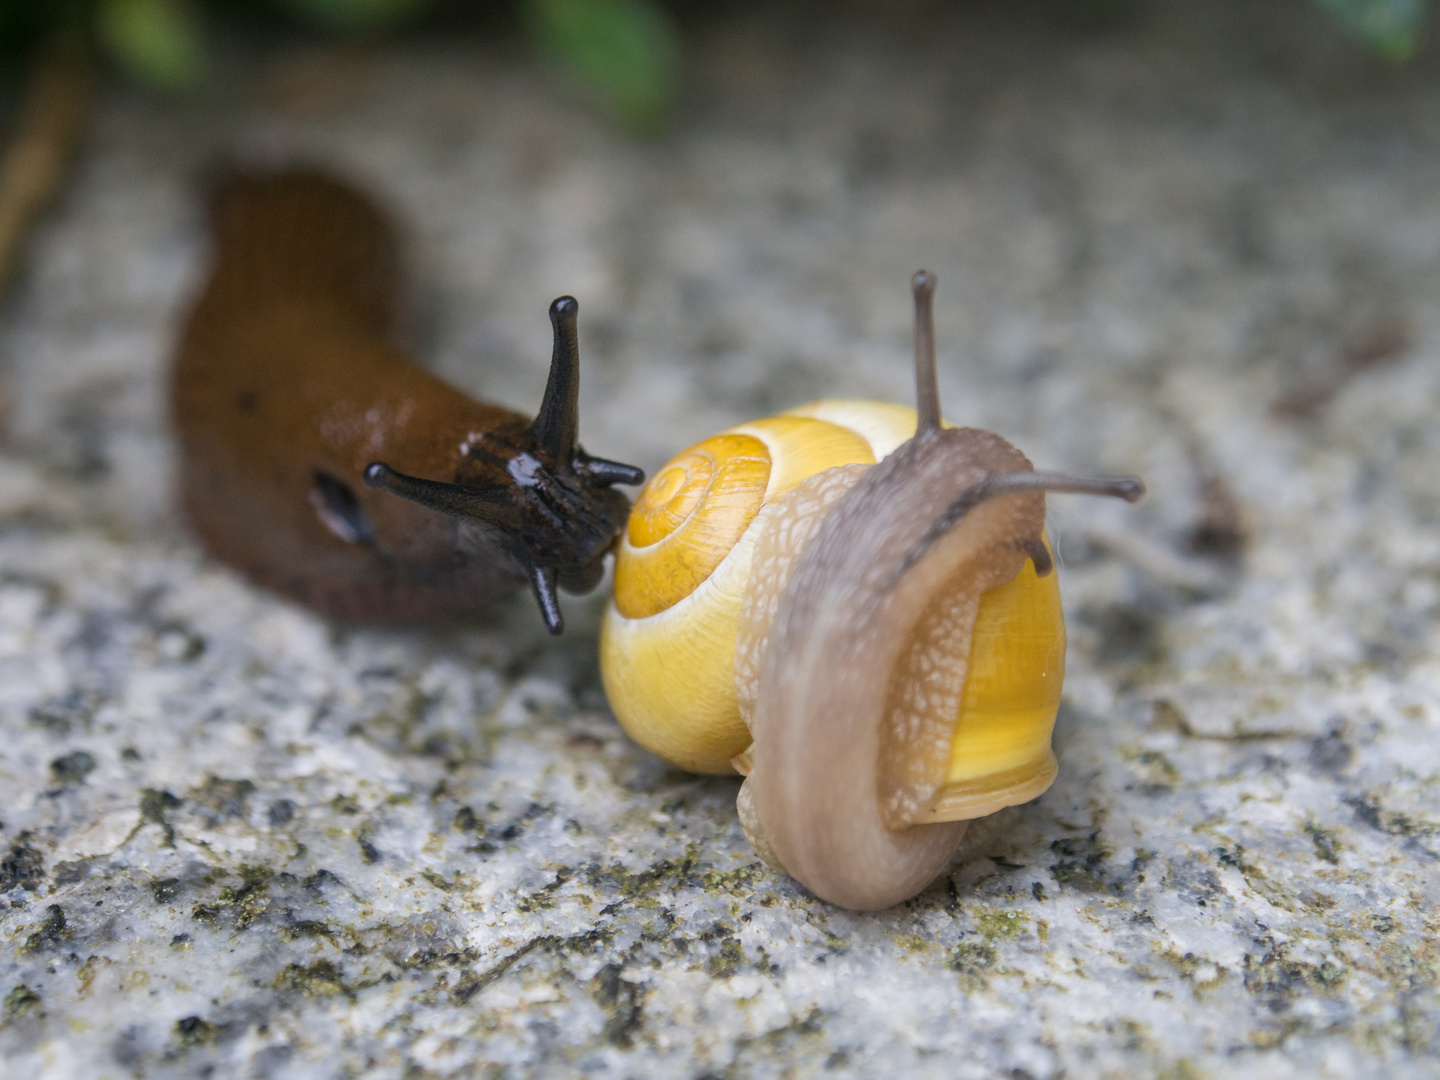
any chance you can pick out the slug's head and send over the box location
[364,296,643,634]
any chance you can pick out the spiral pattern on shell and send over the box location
[600,401,919,774]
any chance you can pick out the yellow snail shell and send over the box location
[599,272,1142,909]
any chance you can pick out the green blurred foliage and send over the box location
[0,1,1430,134]
[1312,0,1428,59]
[520,0,679,131]
[0,0,681,131]
[97,0,206,89]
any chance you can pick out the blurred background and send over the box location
[0,0,1432,126]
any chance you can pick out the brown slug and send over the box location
[172,167,643,632]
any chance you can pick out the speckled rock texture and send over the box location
[1,2,1438,1077]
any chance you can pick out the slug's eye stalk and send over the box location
[533,296,581,464]
[363,294,643,635]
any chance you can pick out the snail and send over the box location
[600,272,1144,909]
[172,167,643,632]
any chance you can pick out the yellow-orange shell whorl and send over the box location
[600,403,916,774]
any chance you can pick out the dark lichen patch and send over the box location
[193,776,256,824]
[150,877,181,904]
[274,959,352,1000]
[451,806,484,835]
[1379,939,1438,993]
[974,907,1028,941]
[76,954,109,996]
[49,750,96,785]
[451,937,556,1004]
[562,926,617,956]
[282,920,334,940]
[1308,728,1354,776]
[498,802,554,842]
[727,1007,825,1067]
[355,822,381,864]
[590,963,644,1048]
[0,835,46,892]
[1127,749,1181,795]
[387,930,480,971]
[139,789,181,846]
[1049,832,1119,894]
[27,687,94,736]
[701,863,769,896]
[302,868,345,896]
[1188,472,1249,558]
[190,903,219,924]
[23,904,71,952]
[1156,949,1228,997]
[1213,844,1267,883]
[516,867,574,913]
[635,909,683,951]
[1243,941,1346,1011]
[430,927,621,1006]
[52,859,91,885]
[421,869,454,892]
[267,799,296,827]
[949,941,998,991]
[329,793,361,815]
[171,1015,216,1052]
[217,865,275,929]
[1304,820,1342,864]
[1165,860,1226,910]
[3,983,40,1020]
[706,935,745,978]
[1089,603,1168,669]
[586,849,696,903]
[1345,793,1437,844]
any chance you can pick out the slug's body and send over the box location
[174,169,641,629]
[602,273,1143,909]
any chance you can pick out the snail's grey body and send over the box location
[743,428,1044,910]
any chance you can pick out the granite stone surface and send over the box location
[1,2,1438,1077]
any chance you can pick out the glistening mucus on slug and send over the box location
[172,167,644,633]
[600,271,1144,910]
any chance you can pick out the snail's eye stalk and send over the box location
[891,470,1147,586]
[911,270,942,436]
